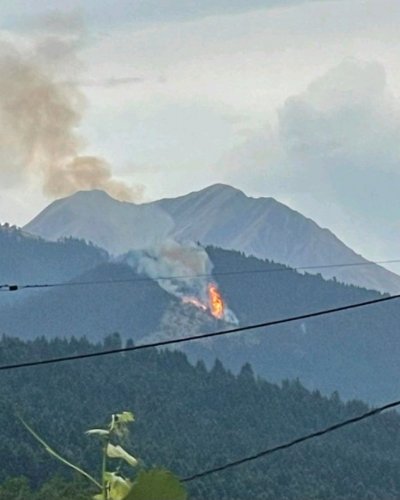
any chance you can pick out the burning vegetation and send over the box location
[182,296,208,312]
[182,282,226,320]
[208,283,224,319]
[124,241,238,324]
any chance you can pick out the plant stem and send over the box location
[102,438,109,499]
[19,416,101,489]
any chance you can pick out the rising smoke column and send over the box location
[0,15,142,201]
[124,239,238,324]
[126,240,212,300]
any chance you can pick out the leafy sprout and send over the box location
[19,411,187,500]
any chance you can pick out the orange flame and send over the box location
[208,283,224,320]
[181,283,225,320]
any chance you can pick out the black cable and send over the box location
[0,293,398,372]
[1,258,400,292]
[182,398,400,482]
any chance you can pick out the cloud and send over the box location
[76,76,146,87]
[116,0,324,23]
[279,59,400,226]
[3,0,332,32]
[279,59,400,177]
[228,58,400,191]
[223,59,400,257]
[30,10,85,35]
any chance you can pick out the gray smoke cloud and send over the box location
[125,239,213,300]
[0,14,143,202]
[123,239,238,324]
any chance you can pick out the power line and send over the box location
[182,398,400,482]
[1,258,400,292]
[0,293,398,372]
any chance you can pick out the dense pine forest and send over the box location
[0,335,400,499]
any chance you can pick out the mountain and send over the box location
[0,223,108,287]
[0,261,205,342]
[24,185,400,293]
[192,247,400,404]
[2,246,400,404]
[156,184,400,294]
[0,230,219,341]
[2,335,400,500]
[24,189,174,255]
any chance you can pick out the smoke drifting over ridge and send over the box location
[125,240,213,301]
[124,240,238,324]
[0,18,142,201]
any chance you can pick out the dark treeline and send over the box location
[0,476,90,499]
[1,335,400,499]
[0,224,108,286]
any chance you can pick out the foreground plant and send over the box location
[20,411,187,500]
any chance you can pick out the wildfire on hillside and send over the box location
[182,296,208,311]
[182,282,225,320]
[125,241,238,324]
[208,283,224,319]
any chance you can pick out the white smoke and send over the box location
[124,239,212,301]
[123,239,238,324]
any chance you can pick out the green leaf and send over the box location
[104,472,132,500]
[107,444,138,467]
[116,411,135,424]
[125,469,187,500]
[86,429,110,437]
[111,411,135,438]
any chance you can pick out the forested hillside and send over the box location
[0,224,108,286]
[0,262,183,342]
[1,245,399,403]
[195,248,399,403]
[1,335,400,500]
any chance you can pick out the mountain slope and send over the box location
[0,223,108,286]
[0,262,191,342]
[2,246,400,403]
[24,189,174,255]
[194,247,400,403]
[156,184,400,294]
[24,185,400,293]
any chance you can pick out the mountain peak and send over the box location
[65,189,125,205]
[190,183,279,206]
[201,183,244,195]
[70,188,112,199]
[156,183,245,205]
[25,188,174,255]
[23,183,400,294]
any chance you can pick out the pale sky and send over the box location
[1,0,400,270]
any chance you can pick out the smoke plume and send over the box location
[124,239,238,324]
[125,240,212,300]
[0,16,142,201]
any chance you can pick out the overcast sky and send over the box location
[1,0,400,269]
